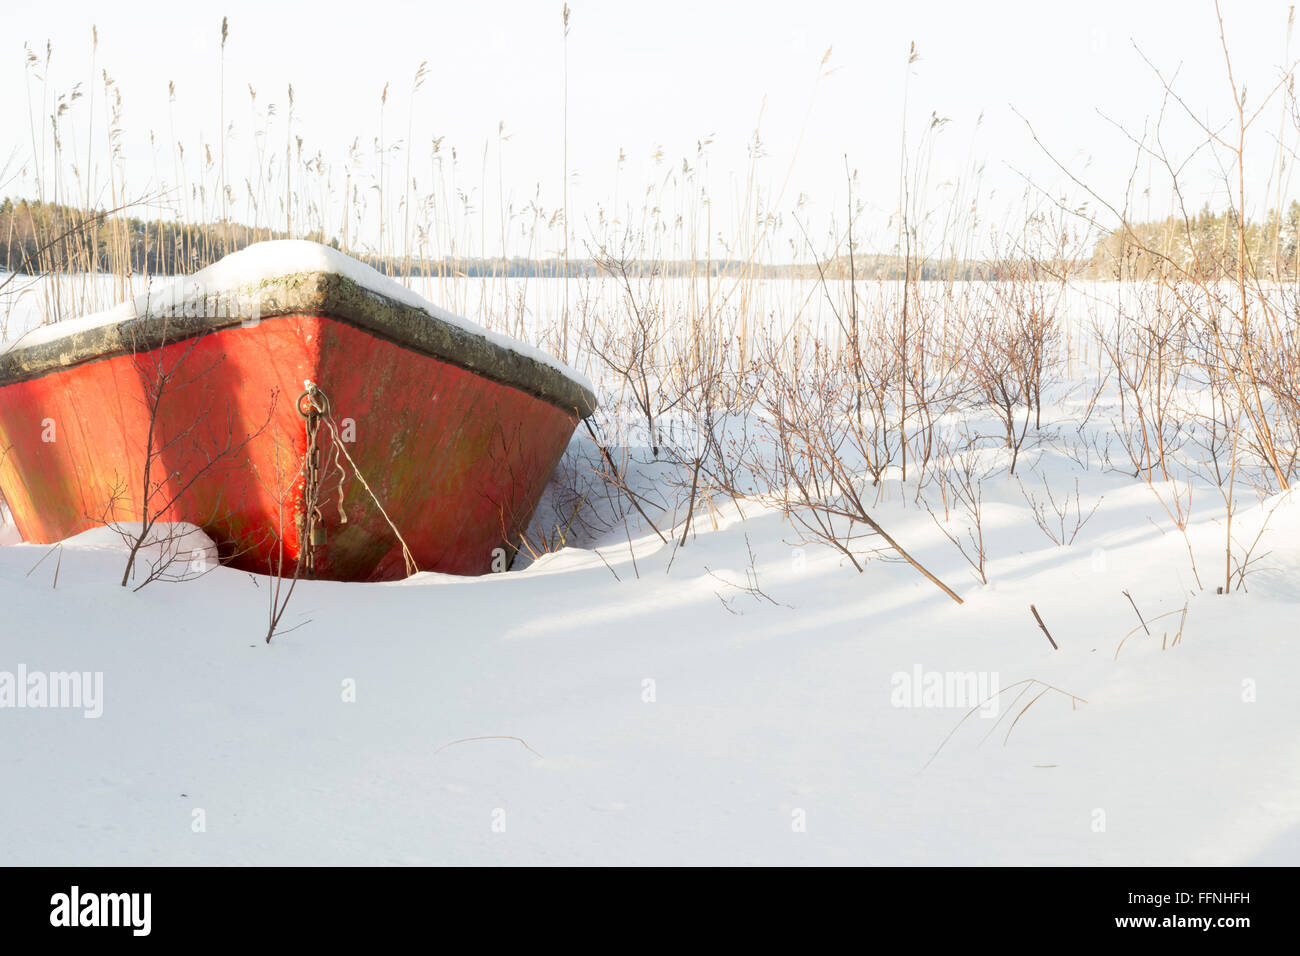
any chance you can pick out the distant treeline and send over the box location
[1087,202,1300,280]
[6,197,1300,282]
[1,198,302,277]
[0,198,787,279]
[0,198,1015,281]
[816,255,1057,282]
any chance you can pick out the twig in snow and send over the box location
[25,543,62,586]
[705,533,790,613]
[1029,604,1058,650]
[592,547,622,582]
[1122,589,1151,635]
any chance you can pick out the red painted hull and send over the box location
[0,313,581,580]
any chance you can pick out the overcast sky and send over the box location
[3,0,1298,258]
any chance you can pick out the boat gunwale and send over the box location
[0,270,597,419]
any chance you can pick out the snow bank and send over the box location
[1,479,1297,864]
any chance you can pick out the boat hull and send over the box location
[0,312,582,581]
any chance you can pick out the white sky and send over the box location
[3,0,1298,259]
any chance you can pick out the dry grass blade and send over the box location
[433,735,544,760]
[922,678,1088,771]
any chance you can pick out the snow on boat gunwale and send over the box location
[0,241,596,582]
[0,240,597,413]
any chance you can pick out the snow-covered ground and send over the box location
[1,464,1297,865]
[2,270,1298,865]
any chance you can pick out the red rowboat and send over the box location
[0,242,595,581]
